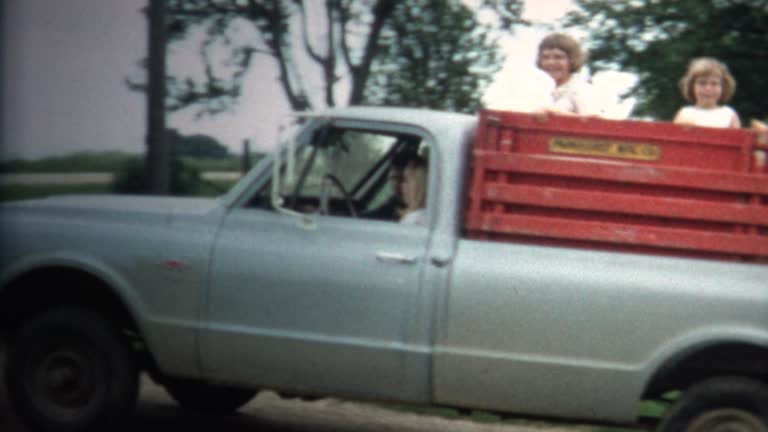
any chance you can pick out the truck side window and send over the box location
[250,127,425,223]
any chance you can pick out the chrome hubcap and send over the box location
[34,349,95,414]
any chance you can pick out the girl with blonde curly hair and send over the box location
[673,57,741,128]
[536,33,601,116]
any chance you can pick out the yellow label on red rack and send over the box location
[549,137,661,161]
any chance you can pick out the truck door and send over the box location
[203,121,433,401]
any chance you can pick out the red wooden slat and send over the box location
[466,214,768,257]
[483,184,768,227]
[483,110,756,148]
[475,151,768,195]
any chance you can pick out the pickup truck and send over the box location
[1,106,767,432]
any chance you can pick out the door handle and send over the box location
[430,255,451,268]
[375,252,417,265]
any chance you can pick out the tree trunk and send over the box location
[146,0,171,194]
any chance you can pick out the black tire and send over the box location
[163,378,256,413]
[656,376,768,432]
[5,307,139,432]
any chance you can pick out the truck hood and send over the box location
[1,194,223,222]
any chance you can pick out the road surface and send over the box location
[0,370,619,432]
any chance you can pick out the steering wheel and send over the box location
[319,174,358,217]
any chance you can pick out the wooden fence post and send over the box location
[242,139,252,174]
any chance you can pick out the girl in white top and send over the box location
[536,33,601,117]
[673,57,741,128]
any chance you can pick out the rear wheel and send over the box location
[163,378,256,413]
[656,376,768,432]
[5,307,139,432]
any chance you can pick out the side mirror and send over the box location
[271,117,303,218]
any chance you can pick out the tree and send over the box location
[112,156,202,196]
[166,129,230,158]
[156,0,524,116]
[564,0,768,122]
[364,0,504,113]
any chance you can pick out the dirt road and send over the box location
[1,372,620,432]
[129,379,589,432]
[1,344,645,432]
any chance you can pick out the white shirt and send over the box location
[550,75,601,116]
[675,106,738,128]
[400,209,427,226]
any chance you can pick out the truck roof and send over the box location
[314,105,477,148]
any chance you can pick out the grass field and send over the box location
[0,183,112,202]
[0,151,261,174]
[0,179,237,202]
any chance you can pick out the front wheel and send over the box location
[656,376,768,432]
[5,307,139,432]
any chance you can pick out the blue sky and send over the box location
[1,0,633,160]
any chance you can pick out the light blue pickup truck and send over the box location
[1,107,767,432]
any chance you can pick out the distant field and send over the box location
[0,151,263,174]
[0,172,241,186]
[0,151,254,201]
[0,151,139,173]
[0,175,239,202]
[0,173,113,185]
[0,183,112,202]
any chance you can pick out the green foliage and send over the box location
[171,130,230,158]
[564,0,768,122]
[0,151,136,174]
[0,150,252,175]
[363,0,503,113]
[179,156,243,172]
[110,157,145,193]
[112,156,204,196]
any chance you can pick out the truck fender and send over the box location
[640,326,768,397]
[0,251,149,339]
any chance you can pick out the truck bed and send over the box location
[464,110,768,262]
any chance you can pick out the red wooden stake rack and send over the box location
[464,110,768,262]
